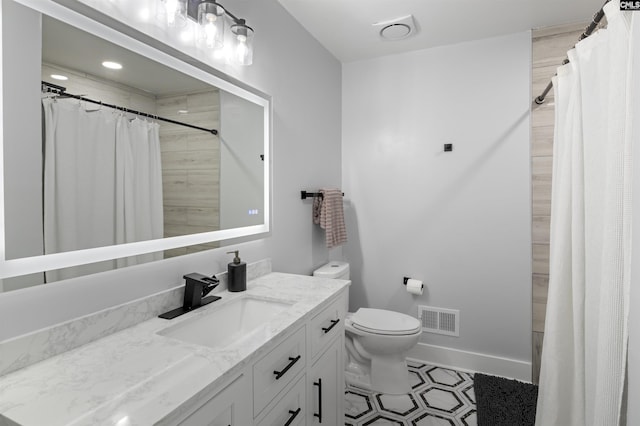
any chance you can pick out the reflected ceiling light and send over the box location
[156,0,254,66]
[102,61,123,70]
[50,74,68,81]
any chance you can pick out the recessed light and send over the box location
[102,61,123,70]
[50,74,68,81]
[177,110,189,114]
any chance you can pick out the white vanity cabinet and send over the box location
[178,371,252,426]
[307,294,347,425]
[256,374,307,426]
[307,338,341,425]
[0,272,351,426]
[254,326,307,416]
[172,289,347,426]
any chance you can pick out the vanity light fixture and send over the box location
[102,61,123,70]
[158,0,188,28]
[157,0,255,66]
[231,19,254,66]
[197,1,225,49]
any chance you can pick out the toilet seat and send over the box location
[350,308,421,336]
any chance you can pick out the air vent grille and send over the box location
[418,306,460,337]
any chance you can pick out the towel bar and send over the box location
[300,190,345,200]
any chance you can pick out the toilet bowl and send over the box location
[344,308,421,394]
[313,262,422,395]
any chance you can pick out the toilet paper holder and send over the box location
[403,276,424,295]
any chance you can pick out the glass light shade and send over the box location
[157,0,187,28]
[231,22,254,66]
[197,1,226,50]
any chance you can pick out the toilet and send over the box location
[313,262,422,395]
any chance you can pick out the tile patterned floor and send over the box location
[345,360,477,426]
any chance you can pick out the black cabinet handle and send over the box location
[313,378,323,423]
[273,355,301,380]
[284,408,301,426]
[322,318,340,334]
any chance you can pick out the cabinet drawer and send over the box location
[310,295,346,359]
[254,326,306,416]
[256,374,306,426]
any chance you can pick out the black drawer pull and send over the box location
[314,378,323,423]
[322,318,340,334]
[273,355,301,380]
[284,408,301,426]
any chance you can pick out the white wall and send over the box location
[0,0,341,341]
[342,32,532,363]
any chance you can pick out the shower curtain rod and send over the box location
[41,81,218,135]
[534,0,610,105]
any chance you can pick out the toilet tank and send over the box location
[313,261,350,280]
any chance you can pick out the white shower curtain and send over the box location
[115,117,164,268]
[42,98,163,281]
[535,2,637,425]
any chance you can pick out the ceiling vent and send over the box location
[373,15,417,41]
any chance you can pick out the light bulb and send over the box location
[231,23,253,66]
[236,36,249,64]
[205,22,217,48]
[161,0,186,28]
[197,2,225,49]
[165,0,178,26]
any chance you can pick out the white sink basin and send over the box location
[158,296,294,349]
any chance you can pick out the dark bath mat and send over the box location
[474,373,538,426]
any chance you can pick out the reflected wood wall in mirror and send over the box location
[0,0,270,291]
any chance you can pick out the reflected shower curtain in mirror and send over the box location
[535,3,636,425]
[42,98,164,282]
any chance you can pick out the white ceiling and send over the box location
[277,0,605,62]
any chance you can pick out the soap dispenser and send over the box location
[227,250,246,292]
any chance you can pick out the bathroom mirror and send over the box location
[0,0,270,291]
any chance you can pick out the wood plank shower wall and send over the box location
[531,23,585,383]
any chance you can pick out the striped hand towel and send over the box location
[312,188,347,248]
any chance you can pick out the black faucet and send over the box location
[159,273,221,319]
[183,273,220,310]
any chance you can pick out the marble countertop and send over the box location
[0,272,349,426]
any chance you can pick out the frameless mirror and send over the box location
[0,0,270,291]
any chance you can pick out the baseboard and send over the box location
[407,342,532,382]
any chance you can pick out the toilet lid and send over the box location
[351,308,422,335]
